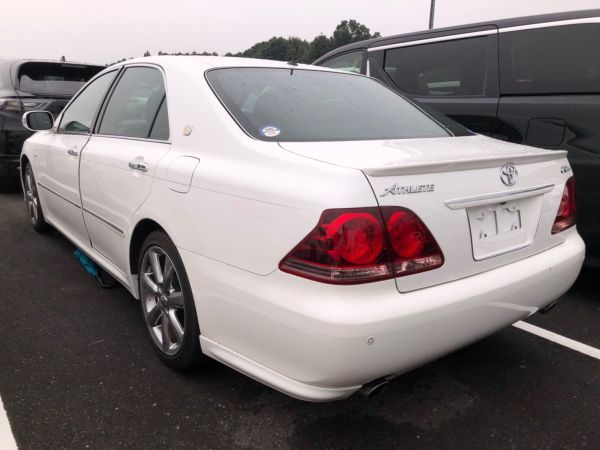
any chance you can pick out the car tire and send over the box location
[138,230,203,370]
[23,163,51,233]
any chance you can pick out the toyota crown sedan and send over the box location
[20,56,584,401]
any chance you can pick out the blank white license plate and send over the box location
[467,200,532,260]
[472,202,522,240]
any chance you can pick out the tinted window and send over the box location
[319,51,364,73]
[59,71,117,134]
[500,24,600,95]
[149,98,169,140]
[17,62,102,96]
[99,67,166,139]
[384,37,489,96]
[206,68,454,142]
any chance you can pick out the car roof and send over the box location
[314,8,600,63]
[111,55,335,73]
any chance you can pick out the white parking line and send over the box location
[0,396,17,450]
[513,321,600,360]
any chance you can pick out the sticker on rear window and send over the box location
[260,126,280,138]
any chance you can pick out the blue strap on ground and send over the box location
[73,249,98,277]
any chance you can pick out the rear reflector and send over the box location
[552,177,576,234]
[279,207,444,284]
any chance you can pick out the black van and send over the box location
[314,9,600,266]
[0,60,103,191]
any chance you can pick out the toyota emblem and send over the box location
[500,164,518,186]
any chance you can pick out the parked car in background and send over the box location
[0,59,103,191]
[20,56,583,401]
[315,9,600,266]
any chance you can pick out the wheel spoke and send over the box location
[146,303,162,326]
[163,258,174,289]
[142,272,159,294]
[150,251,163,284]
[25,173,32,192]
[161,314,171,351]
[168,309,184,345]
[167,291,184,308]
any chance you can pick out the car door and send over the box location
[367,27,500,137]
[79,65,171,273]
[497,21,600,261]
[35,69,118,247]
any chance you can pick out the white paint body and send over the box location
[21,57,585,401]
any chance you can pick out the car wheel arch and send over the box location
[129,218,168,275]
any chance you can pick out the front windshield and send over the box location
[206,67,470,142]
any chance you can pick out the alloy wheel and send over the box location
[24,168,39,225]
[140,246,186,356]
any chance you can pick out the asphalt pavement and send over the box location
[1,191,599,449]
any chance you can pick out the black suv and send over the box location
[315,9,600,266]
[0,60,103,191]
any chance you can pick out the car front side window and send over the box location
[58,70,117,134]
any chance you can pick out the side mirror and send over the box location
[22,111,54,131]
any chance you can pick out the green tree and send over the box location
[332,19,380,48]
[308,34,333,61]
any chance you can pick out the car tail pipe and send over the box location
[360,377,390,398]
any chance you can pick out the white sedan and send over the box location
[20,56,584,401]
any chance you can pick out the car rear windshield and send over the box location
[17,62,103,96]
[206,67,461,142]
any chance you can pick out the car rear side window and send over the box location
[17,62,102,96]
[319,51,364,73]
[99,67,168,140]
[206,67,458,142]
[59,70,117,134]
[500,24,600,95]
[149,98,169,140]
[383,37,489,97]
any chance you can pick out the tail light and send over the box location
[552,177,576,234]
[279,207,444,284]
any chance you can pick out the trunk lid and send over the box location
[279,135,571,292]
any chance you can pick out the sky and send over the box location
[1,0,598,65]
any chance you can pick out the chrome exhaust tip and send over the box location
[539,301,558,314]
[360,378,389,398]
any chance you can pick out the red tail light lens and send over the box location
[279,207,444,284]
[552,177,576,234]
[381,208,444,276]
[326,212,384,264]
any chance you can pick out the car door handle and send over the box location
[129,161,148,172]
[67,148,79,157]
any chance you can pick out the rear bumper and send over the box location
[181,229,584,401]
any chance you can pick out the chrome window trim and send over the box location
[499,16,600,33]
[366,16,600,53]
[92,134,171,145]
[366,29,497,52]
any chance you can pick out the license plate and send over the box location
[472,203,522,240]
[466,200,533,260]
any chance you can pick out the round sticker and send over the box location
[260,126,281,138]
